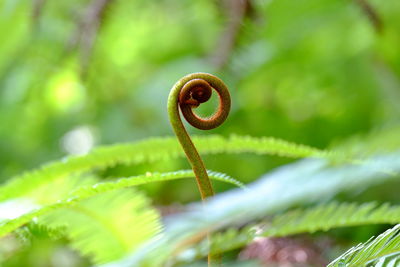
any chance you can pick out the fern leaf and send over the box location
[263,202,400,237]
[373,254,400,267]
[190,202,400,258]
[0,170,242,237]
[41,189,161,264]
[0,135,325,202]
[328,224,400,267]
[109,155,400,266]
[16,222,66,241]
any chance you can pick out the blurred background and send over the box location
[0,0,399,265]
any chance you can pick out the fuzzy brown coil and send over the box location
[178,77,231,130]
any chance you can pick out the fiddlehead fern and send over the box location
[168,72,231,200]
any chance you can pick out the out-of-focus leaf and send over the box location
[104,150,400,266]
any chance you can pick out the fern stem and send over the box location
[167,73,231,265]
[167,73,231,200]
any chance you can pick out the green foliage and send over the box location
[1,0,400,265]
[197,202,400,258]
[104,151,400,266]
[0,135,325,202]
[10,191,161,265]
[16,223,66,242]
[0,170,243,238]
[263,202,400,236]
[4,134,400,265]
[328,224,400,267]
[41,189,161,264]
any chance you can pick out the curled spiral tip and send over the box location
[167,72,231,198]
[178,73,231,130]
[179,79,212,107]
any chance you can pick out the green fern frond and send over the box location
[328,224,400,267]
[70,170,244,200]
[198,225,256,259]
[0,135,325,202]
[16,222,66,242]
[193,202,400,258]
[263,202,400,236]
[0,170,242,237]
[100,153,400,266]
[373,254,400,267]
[41,189,161,264]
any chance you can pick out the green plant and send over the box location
[168,72,231,200]
[168,73,231,265]
[1,0,400,265]
[1,75,400,266]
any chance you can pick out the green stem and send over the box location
[167,72,231,200]
[168,73,231,266]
